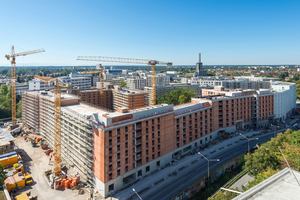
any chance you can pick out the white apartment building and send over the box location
[271,82,296,121]
[126,78,147,89]
[58,73,92,90]
[29,79,54,91]
[146,74,170,86]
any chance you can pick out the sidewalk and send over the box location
[111,130,267,200]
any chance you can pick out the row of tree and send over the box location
[0,84,22,119]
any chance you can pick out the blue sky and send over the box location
[0,0,299,66]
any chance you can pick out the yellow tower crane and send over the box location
[5,46,45,128]
[77,56,172,105]
[34,75,71,176]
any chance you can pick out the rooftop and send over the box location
[0,138,10,147]
[26,90,78,102]
[234,168,300,200]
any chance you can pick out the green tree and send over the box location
[17,76,21,83]
[245,147,280,177]
[157,87,196,105]
[291,130,300,147]
[17,100,22,117]
[208,188,239,200]
[0,84,8,96]
[267,132,291,153]
[0,163,7,185]
[120,81,126,87]
[245,168,279,190]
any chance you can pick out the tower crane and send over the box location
[34,75,72,176]
[5,46,45,128]
[77,56,172,105]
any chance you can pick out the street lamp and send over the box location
[198,152,219,186]
[274,126,277,138]
[240,133,258,154]
[132,188,142,200]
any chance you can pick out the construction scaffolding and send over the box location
[22,91,94,182]
[22,92,40,133]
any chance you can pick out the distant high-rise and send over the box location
[194,53,207,77]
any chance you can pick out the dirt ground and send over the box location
[12,133,90,200]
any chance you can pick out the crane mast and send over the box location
[77,56,172,105]
[5,46,45,128]
[34,75,71,176]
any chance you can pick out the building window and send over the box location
[146,166,150,172]
[138,170,142,177]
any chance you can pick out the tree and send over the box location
[208,188,239,200]
[0,84,8,96]
[157,88,196,105]
[120,81,126,87]
[267,132,291,153]
[0,163,7,185]
[17,76,21,83]
[17,100,22,117]
[245,168,279,190]
[291,130,300,147]
[245,147,280,177]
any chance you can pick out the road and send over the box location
[135,131,285,200]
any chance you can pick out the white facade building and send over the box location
[126,78,147,89]
[146,74,170,86]
[271,82,296,120]
[29,79,54,91]
[58,73,92,90]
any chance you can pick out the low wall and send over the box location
[171,153,245,200]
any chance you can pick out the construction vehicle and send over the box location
[4,172,33,192]
[5,162,24,176]
[15,191,38,200]
[33,76,71,177]
[77,56,172,105]
[5,46,45,130]
[31,139,37,147]
[0,152,19,168]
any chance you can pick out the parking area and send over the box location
[11,133,90,200]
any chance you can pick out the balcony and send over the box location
[135,140,142,146]
[136,125,142,130]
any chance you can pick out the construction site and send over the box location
[2,48,297,200]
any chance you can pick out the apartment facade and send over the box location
[29,79,54,91]
[126,78,147,90]
[58,73,92,90]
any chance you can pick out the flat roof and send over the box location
[1,131,15,142]
[0,138,10,146]
[234,168,300,200]
[63,103,106,116]
[26,90,78,102]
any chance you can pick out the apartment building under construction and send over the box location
[22,83,295,197]
[70,86,149,111]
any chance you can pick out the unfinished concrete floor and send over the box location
[13,134,90,200]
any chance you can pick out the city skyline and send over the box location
[1,0,300,66]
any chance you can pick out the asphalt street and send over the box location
[135,130,285,200]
